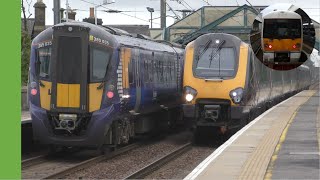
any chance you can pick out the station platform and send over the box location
[185,89,319,180]
[21,110,31,124]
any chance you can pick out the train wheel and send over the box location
[100,145,115,155]
[48,145,66,154]
[193,127,202,144]
[183,117,194,131]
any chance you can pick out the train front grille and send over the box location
[196,99,231,126]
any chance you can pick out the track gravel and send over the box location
[65,132,193,179]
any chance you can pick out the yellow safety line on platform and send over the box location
[264,92,316,180]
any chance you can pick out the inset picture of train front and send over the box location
[250,3,316,70]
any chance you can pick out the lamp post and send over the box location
[146,7,154,29]
[95,0,115,25]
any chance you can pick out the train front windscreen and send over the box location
[193,40,237,78]
[263,19,301,39]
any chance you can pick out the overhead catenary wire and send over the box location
[235,0,240,6]
[79,0,160,25]
[166,1,181,20]
[171,0,193,12]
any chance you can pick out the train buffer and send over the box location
[185,88,320,180]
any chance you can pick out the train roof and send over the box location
[263,10,301,19]
[113,34,184,53]
[32,21,184,53]
[193,33,243,46]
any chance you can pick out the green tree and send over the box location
[21,31,31,85]
[21,0,31,85]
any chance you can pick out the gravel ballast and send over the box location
[65,132,193,179]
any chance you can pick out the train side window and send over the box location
[158,61,161,82]
[161,61,164,83]
[163,60,166,83]
[153,61,157,83]
[165,60,168,83]
[129,50,134,85]
[37,47,51,79]
[149,54,153,82]
[144,56,149,83]
[90,48,111,82]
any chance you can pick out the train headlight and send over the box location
[184,86,197,102]
[31,89,37,96]
[264,44,272,49]
[107,91,114,99]
[293,43,301,49]
[229,87,244,104]
[185,94,194,102]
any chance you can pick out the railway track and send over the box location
[22,143,139,179]
[22,154,47,169]
[124,142,192,179]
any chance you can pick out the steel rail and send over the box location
[22,155,47,169]
[44,143,139,179]
[125,142,192,179]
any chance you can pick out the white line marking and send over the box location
[21,118,31,121]
[184,92,302,180]
[289,152,320,155]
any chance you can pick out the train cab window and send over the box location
[37,47,51,79]
[195,47,236,78]
[90,48,111,82]
[263,19,301,39]
[57,36,82,84]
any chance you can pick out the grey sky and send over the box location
[22,0,320,27]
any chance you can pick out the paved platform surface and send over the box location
[185,90,319,180]
[21,110,31,123]
[267,91,319,180]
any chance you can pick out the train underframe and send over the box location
[183,90,305,142]
[263,51,302,64]
[183,100,247,135]
[31,103,182,152]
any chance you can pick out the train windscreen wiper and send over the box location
[196,40,212,66]
[208,40,225,68]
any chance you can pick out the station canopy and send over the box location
[150,4,319,51]
[150,5,266,45]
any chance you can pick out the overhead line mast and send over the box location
[53,0,61,24]
[161,0,166,28]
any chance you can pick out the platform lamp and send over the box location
[95,0,116,25]
[146,7,154,29]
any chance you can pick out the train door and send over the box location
[50,26,89,113]
[141,50,154,109]
[133,48,142,113]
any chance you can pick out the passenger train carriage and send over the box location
[28,22,184,149]
[262,10,303,64]
[182,33,312,140]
